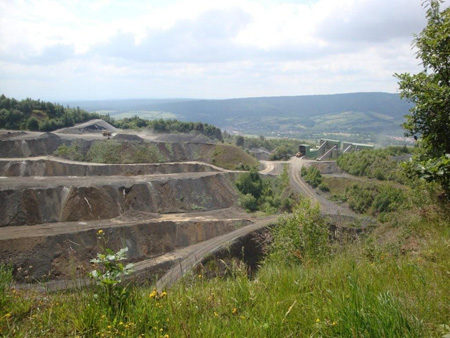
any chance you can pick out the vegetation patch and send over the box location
[85,140,164,164]
[235,165,295,213]
[336,146,410,182]
[211,144,258,170]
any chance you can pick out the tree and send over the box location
[26,117,40,131]
[395,0,450,195]
[235,135,245,147]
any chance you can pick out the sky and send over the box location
[0,0,448,101]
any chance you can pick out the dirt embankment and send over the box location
[0,173,238,226]
[1,218,250,282]
[0,159,219,176]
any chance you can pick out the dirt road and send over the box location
[155,215,277,291]
[289,157,358,216]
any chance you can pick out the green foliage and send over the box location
[373,186,407,214]
[268,198,329,264]
[337,147,409,183]
[269,144,291,160]
[235,135,245,147]
[238,193,259,212]
[301,165,323,188]
[395,1,450,195]
[85,140,163,164]
[342,182,407,215]
[236,165,294,213]
[235,170,263,199]
[0,94,105,131]
[113,116,223,141]
[54,143,84,161]
[89,230,134,320]
[345,183,377,213]
[26,117,39,131]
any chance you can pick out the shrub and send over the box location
[268,198,329,264]
[301,166,323,188]
[238,193,258,212]
[54,143,84,161]
[345,183,376,214]
[89,230,134,319]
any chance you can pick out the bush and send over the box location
[235,170,263,199]
[301,166,323,188]
[345,183,376,214]
[54,143,84,161]
[268,198,329,264]
[238,193,258,212]
[372,186,406,214]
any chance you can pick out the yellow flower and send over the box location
[4,313,11,318]
[149,289,158,298]
[163,335,169,338]
[316,318,320,323]
[214,312,219,317]
[332,321,337,326]
[107,325,112,329]
[232,308,238,315]
[119,322,123,325]
[97,229,104,235]
[161,291,167,298]
[198,274,203,279]
[160,328,163,332]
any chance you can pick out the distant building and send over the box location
[299,139,374,160]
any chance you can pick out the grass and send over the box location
[1,182,449,337]
[211,144,258,170]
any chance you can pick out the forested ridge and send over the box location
[0,94,106,131]
[0,95,223,141]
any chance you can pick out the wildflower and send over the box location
[232,308,238,315]
[160,328,164,332]
[198,274,202,279]
[119,322,123,326]
[316,318,320,323]
[149,289,158,298]
[164,335,169,338]
[160,291,167,298]
[4,313,11,318]
[214,312,219,317]
[332,321,337,326]
[107,325,112,329]
[97,229,104,235]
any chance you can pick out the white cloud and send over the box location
[0,0,448,100]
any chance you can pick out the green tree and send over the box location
[235,135,245,147]
[26,117,40,131]
[395,0,450,195]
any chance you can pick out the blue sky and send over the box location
[0,0,447,101]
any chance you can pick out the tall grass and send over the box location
[1,187,449,337]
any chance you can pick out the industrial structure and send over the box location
[299,139,374,161]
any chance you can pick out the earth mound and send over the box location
[113,133,144,142]
[56,119,118,134]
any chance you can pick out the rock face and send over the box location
[0,173,237,226]
[0,218,250,282]
[0,159,219,176]
[0,128,253,284]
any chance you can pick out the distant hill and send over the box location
[67,93,412,136]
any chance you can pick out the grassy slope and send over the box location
[210,144,259,170]
[1,158,449,337]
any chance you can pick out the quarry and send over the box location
[0,120,373,289]
[0,121,272,287]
